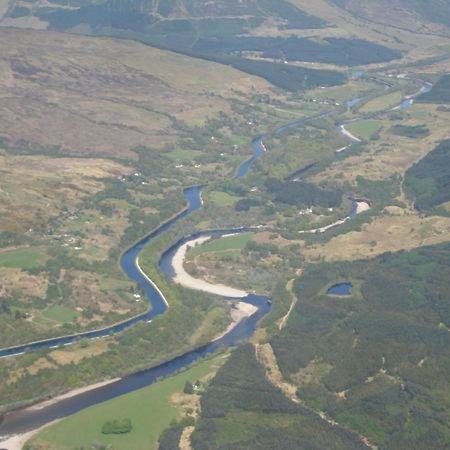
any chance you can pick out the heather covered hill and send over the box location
[331,0,450,34]
[0,0,407,91]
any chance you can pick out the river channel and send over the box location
[0,77,431,439]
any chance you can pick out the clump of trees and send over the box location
[101,418,132,434]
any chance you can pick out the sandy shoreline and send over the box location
[299,201,371,235]
[0,419,62,450]
[172,236,248,298]
[213,301,258,341]
[136,255,169,307]
[339,124,362,142]
[0,378,120,449]
[26,378,120,412]
[354,201,370,214]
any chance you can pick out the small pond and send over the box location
[326,283,352,296]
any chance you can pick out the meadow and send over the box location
[345,120,382,141]
[0,247,45,270]
[359,90,403,113]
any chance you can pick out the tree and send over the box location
[184,380,194,394]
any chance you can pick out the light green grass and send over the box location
[0,247,45,269]
[98,276,131,291]
[208,191,242,207]
[167,149,202,161]
[346,120,382,141]
[359,91,402,113]
[29,354,227,450]
[42,305,80,323]
[188,232,254,258]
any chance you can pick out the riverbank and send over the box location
[213,302,258,342]
[172,236,248,298]
[0,379,120,449]
[339,124,362,142]
[0,419,62,450]
[355,201,370,214]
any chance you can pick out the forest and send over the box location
[190,344,366,450]
[265,178,342,209]
[269,242,450,449]
[404,139,450,212]
[417,75,450,103]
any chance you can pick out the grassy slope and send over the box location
[29,354,227,450]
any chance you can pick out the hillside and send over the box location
[0,26,276,357]
[0,0,408,91]
[192,243,450,449]
[331,0,450,34]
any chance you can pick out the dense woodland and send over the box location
[266,178,342,209]
[389,124,430,138]
[417,75,450,104]
[188,243,450,450]
[404,139,450,212]
[269,242,450,449]
[190,344,366,450]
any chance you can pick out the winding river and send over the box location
[0,77,431,440]
[0,136,271,438]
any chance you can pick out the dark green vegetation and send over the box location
[404,139,450,212]
[101,418,132,434]
[191,344,367,450]
[158,417,195,450]
[269,243,450,449]
[266,178,342,209]
[389,124,430,138]
[417,75,450,103]
[6,0,404,90]
[193,36,401,67]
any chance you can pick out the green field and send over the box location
[346,120,382,141]
[42,305,80,323]
[0,247,45,270]
[188,232,254,258]
[166,149,203,162]
[359,90,402,113]
[29,354,227,450]
[208,190,242,207]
